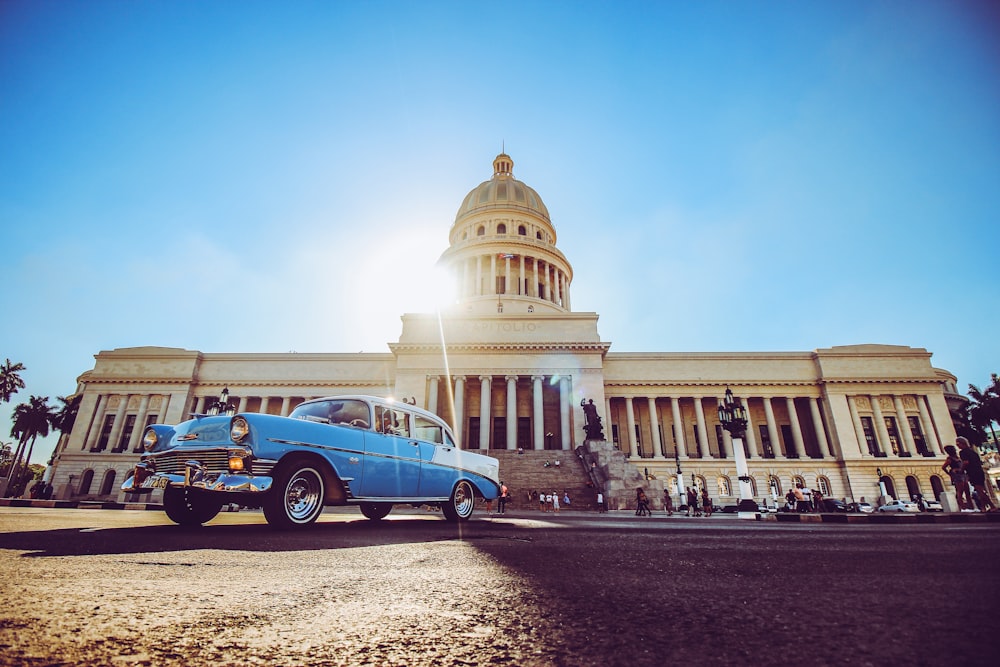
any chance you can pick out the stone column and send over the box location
[786,397,806,459]
[625,397,638,458]
[454,376,465,445]
[693,397,709,458]
[848,396,869,456]
[105,395,129,452]
[504,255,511,294]
[476,255,483,296]
[462,259,470,298]
[671,397,688,460]
[506,375,518,450]
[532,375,544,451]
[237,396,248,413]
[559,376,571,450]
[479,375,492,450]
[605,397,613,444]
[716,397,732,458]
[427,376,439,415]
[280,397,291,416]
[871,395,891,456]
[127,395,151,452]
[741,397,757,458]
[490,255,498,295]
[763,397,783,459]
[809,397,831,458]
[519,255,526,295]
[893,395,916,456]
[917,395,942,454]
[648,397,665,459]
[533,258,539,298]
[259,396,270,415]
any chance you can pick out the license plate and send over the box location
[147,476,169,489]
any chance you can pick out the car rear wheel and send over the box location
[360,502,392,521]
[263,462,325,529]
[441,480,475,522]
[162,486,223,526]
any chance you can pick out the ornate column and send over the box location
[454,376,465,445]
[427,376,439,415]
[693,396,709,458]
[716,397,732,458]
[785,397,806,459]
[258,396,270,415]
[871,395,891,455]
[917,395,942,454]
[670,397,688,460]
[625,397,638,458]
[848,396,870,457]
[741,397,757,458]
[504,255,511,294]
[519,255,525,295]
[763,397,784,459]
[506,375,518,450]
[280,397,291,416]
[559,376,571,450]
[532,258,539,298]
[127,394,151,452]
[237,396,249,413]
[648,397,665,459]
[532,375,544,450]
[809,397,831,458]
[479,375,492,450]
[893,395,916,456]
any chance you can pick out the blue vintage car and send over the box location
[121,395,501,528]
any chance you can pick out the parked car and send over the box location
[122,395,501,528]
[876,499,920,513]
[921,498,943,512]
[848,501,874,513]
[820,498,849,512]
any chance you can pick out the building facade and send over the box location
[48,153,964,507]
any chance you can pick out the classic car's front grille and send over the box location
[150,450,230,474]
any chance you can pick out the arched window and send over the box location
[78,469,94,495]
[536,231,542,240]
[905,475,921,501]
[99,469,117,496]
[748,476,758,496]
[694,475,706,491]
[817,476,831,496]
[792,475,805,488]
[880,475,897,499]
[769,475,782,497]
[518,225,527,236]
[717,476,732,497]
[476,226,485,236]
[497,223,507,235]
[930,475,945,500]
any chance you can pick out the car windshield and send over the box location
[291,399,371,429]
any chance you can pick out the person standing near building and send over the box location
[596,491,606,513]
[957,437,997,512]
[663,489,674,516]
[943,444,972,510]
[498,481,509,514]
[701,487,712,517]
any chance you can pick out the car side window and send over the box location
[328,400,371,429]
[414,415,443,444]
[375,406,410,437]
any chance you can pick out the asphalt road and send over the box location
[0,506,997,667]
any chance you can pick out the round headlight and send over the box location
[142,429,158,452]
[230,416,250,443]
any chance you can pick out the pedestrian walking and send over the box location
[957,436,997,512]
[663,489,674,516]
[942,445,972,510]
[701,487,712,517]
[498,481,509,514]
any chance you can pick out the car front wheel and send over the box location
[360,503,392,521]
[162,486,223,526]
[263,462,326,529]
[441,480,475,522]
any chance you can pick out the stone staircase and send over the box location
[476,449,600,510]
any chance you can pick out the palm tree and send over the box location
[7,395,55,494]
[0,359,26,403]
[52,394,81,438]
[968,373,1000,450]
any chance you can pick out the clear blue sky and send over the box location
[2,1,998,466]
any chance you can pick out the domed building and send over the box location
[46,154,964,511]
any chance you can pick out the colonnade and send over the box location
[455,252,571,309]
[606,392,944,462]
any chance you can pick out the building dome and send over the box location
[454,153,550,224]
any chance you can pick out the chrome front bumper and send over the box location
[121,460,273,495]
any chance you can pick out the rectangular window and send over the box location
[115,415,137,452]
[94,414,116,452]
[780,425,795,458]
[860,416,882,456]
[492,417,506,450]
[908,416,929,456]
[414,415,443,444]
[468,417,480,449]
[759,425,774,458]
[517,417,531,448]
[884,417,903,456]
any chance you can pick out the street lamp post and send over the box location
[717,387,759,519]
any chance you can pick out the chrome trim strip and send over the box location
[121,472,273,494]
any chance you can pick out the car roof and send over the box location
[295,395,454,432]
